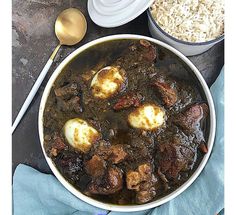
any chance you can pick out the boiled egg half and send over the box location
[91,66,127,99]
[63,118,100,153]
[128,104,165,130]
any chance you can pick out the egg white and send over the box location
[64,118,100,153]
[91,66,126,99]
[128,104,165,130]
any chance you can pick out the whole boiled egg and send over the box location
[63,118,100,153]
[128,104,165,130]
[91,66,127,99]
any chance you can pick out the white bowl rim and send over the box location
[38,34,216,212]
[147,9,224,46]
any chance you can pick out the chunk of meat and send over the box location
[126,171,142,190]
[88,167,123,195]
[126,163,153,191]
[158,144,185,178]
[173,103,209,132]
[139,40,157,62]
[126,163,157,204]
[109,145,128,164]
[54,83,79,99]
[138,163,152,181]
[153,79,178,107]
[136,186,156,204]
[107,167,123,191]
[55,82,82,113]
[57,96,82,113]
[96,144,128,164]
[85,155,106,178]
[140,39,152,48]
[67,96,82,113]
[49,134,67,157]
[115,40,157,71]
[199,143,208,154]
[157,137,195,179]
[113,92,143,111]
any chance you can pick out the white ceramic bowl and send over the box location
[147,9,224,56]
[38,34,216,212]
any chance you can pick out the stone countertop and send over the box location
[12,0,224,174]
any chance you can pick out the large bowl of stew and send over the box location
[38,34,216,212]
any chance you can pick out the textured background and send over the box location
[12,0,224,174]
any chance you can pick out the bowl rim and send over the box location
[147,9,224,46]
[38,34,216,212]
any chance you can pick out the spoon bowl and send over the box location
[55,8,87,45]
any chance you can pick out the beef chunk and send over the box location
[136,186,156,204]
[157,137,195,179]
[88,167,123,195]
[126,163,157,204]
[115,40,157,71]
[126,164,153,191]
[56,96,82,113]
[107,167,123,191]
[139,40,157,62]
[67,96,82,113]
[158,144,185,178]
[126,171,142,190]
[138,163,152,181]
[85,155,106,178]
[96,144,128,164]
[54,82,83,113]
[49,134,67,157]
[109,145,128,164]
[174,103,209,132]
[113,92,143,111]
[54,83,79,99]
[199,143,208,154]
[153,78,177,107]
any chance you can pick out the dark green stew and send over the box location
[43,39,209,205]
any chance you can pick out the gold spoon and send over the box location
[12,8,87,133]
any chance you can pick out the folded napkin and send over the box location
[13,68,224,215]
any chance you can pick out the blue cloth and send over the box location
[13,68,224,215]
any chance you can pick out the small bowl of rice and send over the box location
[147,0,224,56]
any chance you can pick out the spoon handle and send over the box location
[12,44,61,134]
